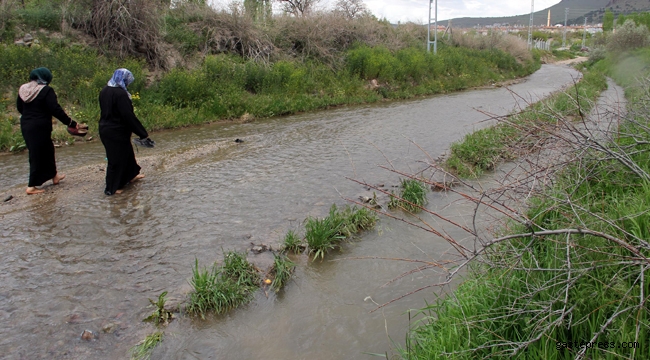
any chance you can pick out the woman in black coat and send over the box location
[99,68,153,195]
[17,67,83,195]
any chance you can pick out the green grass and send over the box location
[186,252,260,318]
[282,229,303,254]
[445,67,608,178]
[388,178,428,213]
[130,332,163,360]
[0,38,541,152]
[269,253,295,292]
[305,204,378,260]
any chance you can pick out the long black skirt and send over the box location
[100,127,141,195]
[22,125,56,187]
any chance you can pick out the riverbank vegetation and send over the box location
[399,17,650,359]
[0,0,541,152]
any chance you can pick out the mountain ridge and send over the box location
[440,0,650,28]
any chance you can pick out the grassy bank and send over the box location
[444,65,608,178]
[0,39,540,152]
[402,41,650,360]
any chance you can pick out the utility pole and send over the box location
[562,8,569,48]
[582,17,588,48]
[428,0,438,53]
[527,0,534,50]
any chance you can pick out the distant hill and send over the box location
[441,0,650,28]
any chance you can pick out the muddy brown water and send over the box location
[0,64,582,359]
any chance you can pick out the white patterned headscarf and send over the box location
[107,68,135,98]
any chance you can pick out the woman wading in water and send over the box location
[17,67,86,195]
[99,68,153,195]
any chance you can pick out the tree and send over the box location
[277,0,320,17]
[334,0,370,19]
[603,9,614,32]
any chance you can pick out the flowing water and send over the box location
[0,64,581,359]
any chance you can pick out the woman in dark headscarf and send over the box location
[99,68,153,195]
[17,67,85,195]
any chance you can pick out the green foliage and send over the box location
[130,332,163,360]
[269,253,295,292]
[282,229,303,253]
[17,3,61,31]
[143,291,173,326]
[388,178,428,213]
[603,9,615,32]
[607,19,650,53]
[304,204,377,260]
[187,253,260,318]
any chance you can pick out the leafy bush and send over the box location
[607,19,650,52]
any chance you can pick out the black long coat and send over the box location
[98,86,148,195]
[17,86,74,187]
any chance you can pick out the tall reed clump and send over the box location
[445,67,608,178]
[187,252,260,318]
[388,178,428,213]
[305,204,377,260]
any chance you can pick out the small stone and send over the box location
[234,138,244,143]
[14,40,26,46]
[101,323,118,334]
[3,195,12,202]
[80,329,97,341]
[23,33,33,42]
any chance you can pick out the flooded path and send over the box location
[0,64,582,359]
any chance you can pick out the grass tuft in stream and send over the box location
[283,229,304,254]
[269,253,296,292]
[130,331,163,360]
[187,252,259,318]
[305,204,377,260]
[388,178,428,213]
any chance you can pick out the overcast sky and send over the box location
[357,0,563,23]
[210,0,564,24]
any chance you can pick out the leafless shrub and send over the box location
[271,13,424,63]
[452,31,532,63]
[82,0,167,67]
[191,3,274,62]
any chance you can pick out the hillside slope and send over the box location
[443,0,650,28]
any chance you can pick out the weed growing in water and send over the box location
[130,331,163,360]
[388,178,428,213]
[283,229,303,253]
[143,291,173,326]
[269,253,296,292]
[305,204,378,260]
[187,252,260,318]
